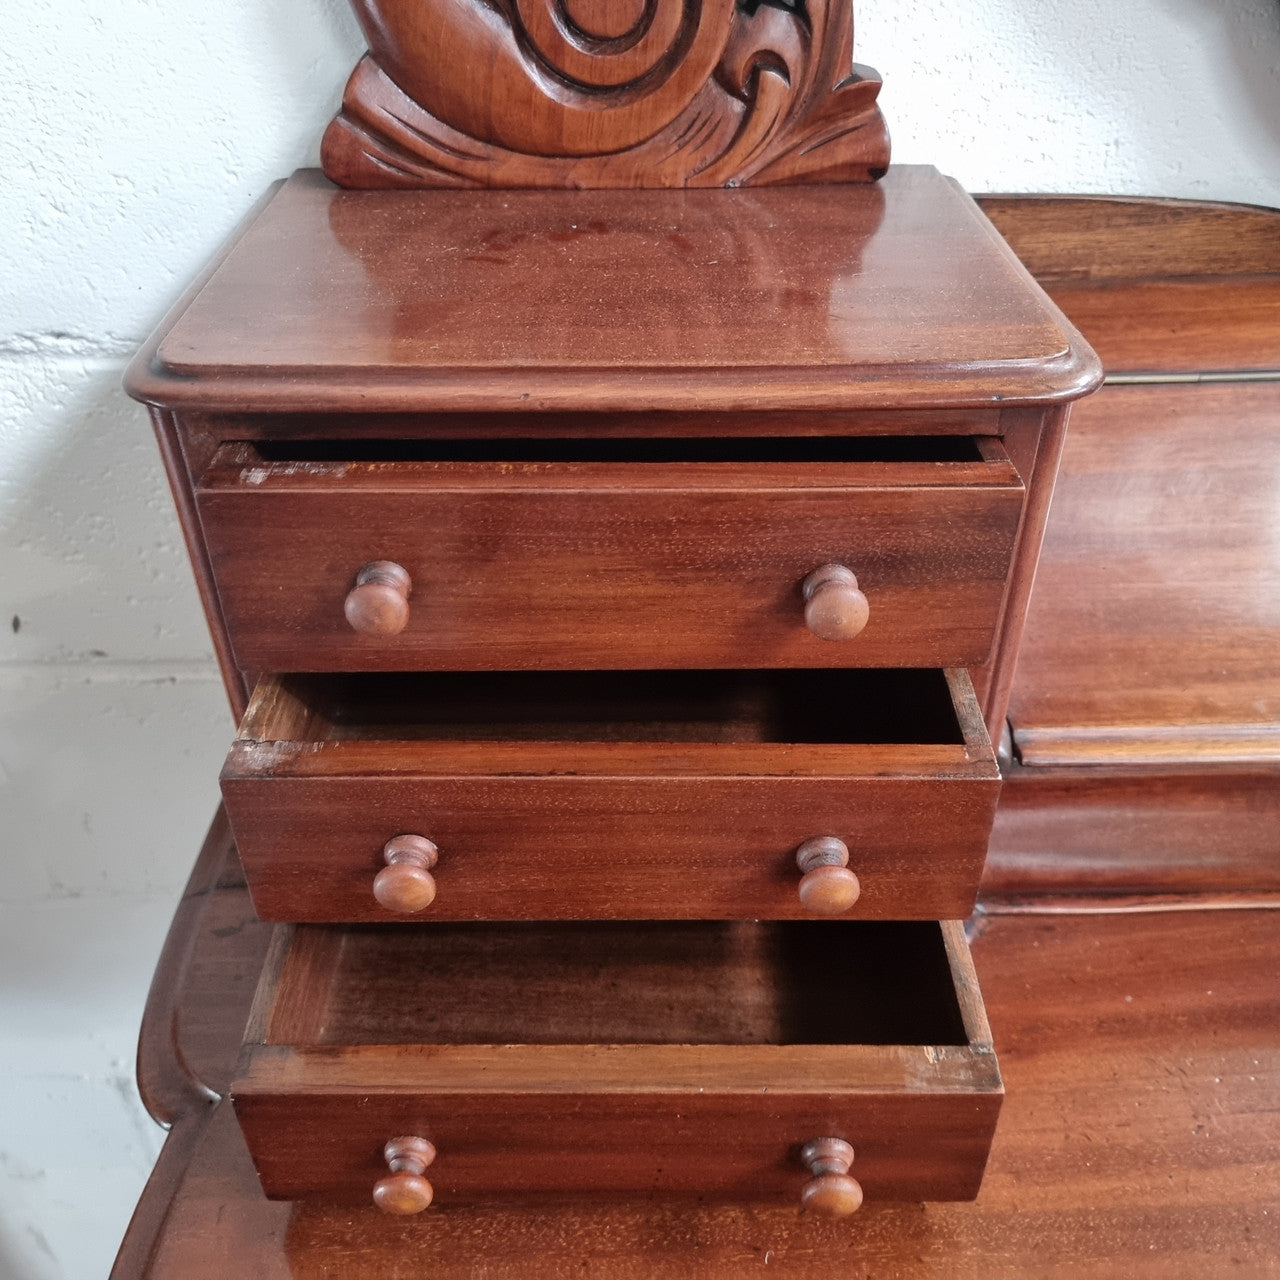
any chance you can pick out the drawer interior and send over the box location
[224,667,998,924]
[246,435,991,463]
[236,919,1001,1204]
[260,920,970,1048]
[241,668,969,747]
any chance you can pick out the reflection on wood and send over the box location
[979,193,1280,898]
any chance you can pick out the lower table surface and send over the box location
[114,810,1280,1280]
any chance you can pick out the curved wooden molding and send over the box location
[322,0,890,188]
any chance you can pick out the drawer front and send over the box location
[224,773,998,922]
[222,669,1000,922]
[231,920,1002,1209]
[196,449,1024,671]
[233,1081,1001,1205]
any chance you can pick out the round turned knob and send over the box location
[800,1137,862,1217]
[373,1136,436,1215]
[373,835,439,914]
[345,560,411,636]
[801,564,869,642]
[795,836,860,917]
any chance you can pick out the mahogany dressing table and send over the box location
[119,0,1102,1258]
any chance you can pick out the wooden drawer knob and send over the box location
[802,564,869,641]
[373,835,439,914]
[373,1136,436,1214]
[345,560,411,636]
[795,836,860,916]
[800,1137,862,1217]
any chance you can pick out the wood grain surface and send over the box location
[977,192,1280,898]
[233,917,1000,1204]
[125,168,1100,415]
[322,0,890,189]
[184,406,1007,441]
[221,669,1000,922]
[1006,382,1280,767]
[979,193,1280,374]
[113,813,1280,1278]
[196,442,1025,672]
[986,765,1280,898]
[978,194,1280,281]
[968,404,1069,745]
[1034,279,1280,375]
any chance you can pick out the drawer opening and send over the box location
[224,669,998,925]
[246,436,989,464]
[264,921,970,1048]
[198,441,1022,673]
[233,919,1001,1203]
[243,669,967,747]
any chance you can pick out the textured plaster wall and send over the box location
[1,2,1278,1277]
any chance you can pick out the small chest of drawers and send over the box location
[126,165,1099,1216]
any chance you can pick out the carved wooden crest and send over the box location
[321,0,890,188]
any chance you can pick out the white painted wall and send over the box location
[1,2,1277,1276]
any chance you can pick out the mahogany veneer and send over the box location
[124,163,1098,1232]
[233,918,1000,1204]
[978,194,1280,375]
[320,0,891,189]
[127,168,1098,417]
[980,194,1280,898]
[196,438,1024,672]
[112,818,1280,1278]
[222,668,999,922]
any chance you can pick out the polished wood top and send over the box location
[126,167,1099,414]
[977,194,1280,767]
[980,193,1280,375]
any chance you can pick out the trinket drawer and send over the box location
[194,436,1024,672]
[125,165,1099,1215]
[222,667,1000,922]
[233,919,1001,1207]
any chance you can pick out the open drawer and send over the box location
[222,666,1001,922]
[195,435,1025,672]
[231,918,1003,1211]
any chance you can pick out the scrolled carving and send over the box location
[322,0,889,188]
[511,0,719,98]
